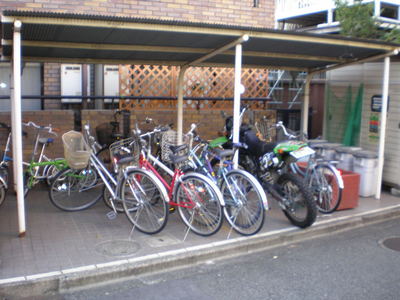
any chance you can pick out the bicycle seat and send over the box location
[169,144,187,154]
[39,137,54,145]
[212,148,234,158]
[169,153,188,165]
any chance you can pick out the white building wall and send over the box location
[327,62,400,187]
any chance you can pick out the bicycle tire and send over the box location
[120,168,169,234]
[221,169,266,236]
[43,158,66,185]
[0,181,6,207]
[309,164,343,214]
[48,166,102,211]
[174,172,223,236]
[278,173,317,228]
[103,185,124,213]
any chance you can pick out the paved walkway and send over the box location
[0,184,399,296]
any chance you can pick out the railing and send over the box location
[276,0,400,21]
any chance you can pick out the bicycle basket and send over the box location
[62,131,91,170]
[109,137,139,170]
[160,130,189,164]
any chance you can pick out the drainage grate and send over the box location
[380,237,400,252]
[95,239,141,257]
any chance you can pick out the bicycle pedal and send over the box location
[169,207,176,214]
[106,211,117,220]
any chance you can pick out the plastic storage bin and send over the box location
[353,150,378,197]
[336,170,360,210]
[335,146,362,171]
[62,131,91,170]
[313,143,342,160]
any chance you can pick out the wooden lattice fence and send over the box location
[119,65,269,111]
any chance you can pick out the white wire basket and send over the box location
[62,131,91,170]
[160,130,189,164]
[109,137,140,171]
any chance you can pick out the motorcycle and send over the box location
[210,110,317,228]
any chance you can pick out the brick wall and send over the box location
[0,1,274,28]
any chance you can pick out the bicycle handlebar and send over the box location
[23,121,58,136]
[275,121,297,140]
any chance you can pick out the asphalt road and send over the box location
[56,218,400,300]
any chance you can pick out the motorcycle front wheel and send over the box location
[278,173,317,228]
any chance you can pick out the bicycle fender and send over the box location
[178,172,225,206]
[125,166,170,203]
[320,163,344,189]
[227,168,269,210]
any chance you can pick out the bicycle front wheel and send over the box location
[222,169,266,236]
[175,172,223,236]
[120,168,169,234]
[49,166,102,211]
[309,164,343,214]
[0,181,6,207]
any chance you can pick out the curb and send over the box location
[1,204,400,298]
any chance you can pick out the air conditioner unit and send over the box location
[104,65,119,103]
[61,64,82,103]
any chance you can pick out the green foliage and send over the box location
[335,0,400,43]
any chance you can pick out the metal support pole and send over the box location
[233,42,244,167]
[374,0,381,18]
[375,56,390,199]
[176,66,188,145]
[11,20,26,237]
[300,74,312,139]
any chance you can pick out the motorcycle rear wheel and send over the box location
[278,173,317,228]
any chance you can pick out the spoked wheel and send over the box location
[49,166,102,211]
[221,169,266,236]
[120,168,169,235]
[309,164,343,214]
[278,173,317,228]
[42,158,66,185]
[103,185,124,213]
[174,172,223,236]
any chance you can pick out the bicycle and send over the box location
[187,127,268,236]
[22,121,69,195]
[135,124,225,237]
[49,125,170,236]
[269,122,344,214]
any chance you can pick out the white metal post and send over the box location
[300,74,312,139]
[374,0,381,17]
[176,66,188,145]
[11,20,26,237]
[233,43,243,167]
[375,56,390,199]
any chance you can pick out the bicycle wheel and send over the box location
[120,168,169,234]
[0,180,6,206]
[278,173,317,228]
[221,169,266,236]
[174,172,223,236]
[103,185,124,213]
[49,166,102,211]
[43,158,66,185]
[309,164,343,214]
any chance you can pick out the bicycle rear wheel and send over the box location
[309,164,343,214]
[49,166,102,211]
[0,181,5,206]
[120,168,169,234]
[174,172,223,236]
[221,169,266,236]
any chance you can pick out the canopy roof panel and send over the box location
[1,10,399,72]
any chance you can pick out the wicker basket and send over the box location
[62,131,91,170]
[160,130,189,163]
[109,137,139,171]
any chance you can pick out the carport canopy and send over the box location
[1,10,399,236]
